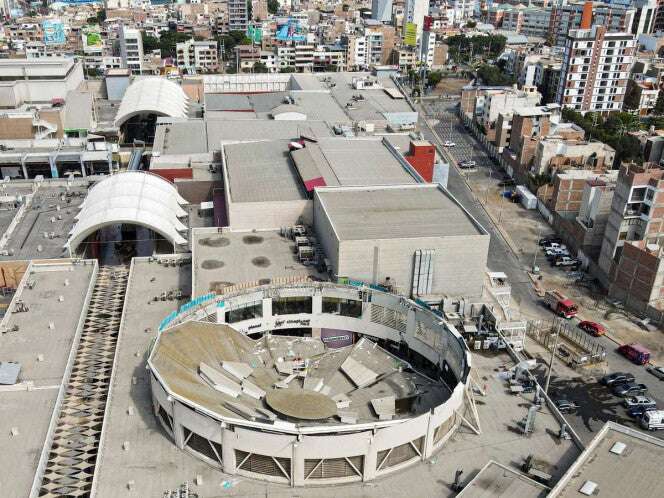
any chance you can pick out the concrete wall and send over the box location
[336,235,489,298]
[227,199,312,230]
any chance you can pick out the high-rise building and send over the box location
[555,24,636,113]
[119,25,143,75]
[404,0,429,40]
[228,0,249,33]
[371,0,393,23]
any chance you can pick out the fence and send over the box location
[527,319,606,367]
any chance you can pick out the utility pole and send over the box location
[543,326,560,396]
[532,224,542,271]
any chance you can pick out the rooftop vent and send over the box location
[580,480,598,496]
[610,441,626,455]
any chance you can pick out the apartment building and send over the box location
[556,25,636,113]
[119,25,143,75]
[599,163,664,283]
[228,0,248,32]
[176,39,219,74]
[371,0,393,23]
[549,1,635,47]
[471,86,542,133]
[548,170,618,261]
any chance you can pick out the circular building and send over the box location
[148,282,470,486]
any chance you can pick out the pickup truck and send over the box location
[553,256,579,267]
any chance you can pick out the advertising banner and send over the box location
[404,22,417,47]
[43,20,66,46]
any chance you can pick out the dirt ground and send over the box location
[462,166,664,364]
[431,77,471,95]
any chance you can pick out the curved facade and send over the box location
[66,172,188,254]
[148,283,470,486]
[114,77,189,127]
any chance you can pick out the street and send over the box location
[418,97,664,442]
[417,100,541,316]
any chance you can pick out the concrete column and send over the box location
[173,420,186,450]
[312,294,322,315]
[292,442,304,487]
[363,436,378,481]
[262,297,272,318]
[422,413,435,459]
[221,426,236,474]
[21,157,28,180]
[79,159,86,177]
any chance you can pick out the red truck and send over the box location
[543,290,578,319]
[618,343,651,365]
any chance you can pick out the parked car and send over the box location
[578,321,606,337]
[539,236,562,246]
[546,248,570,260]
[627,405,657,418]
[612,382,648,397]
[543,242,565,250]
[554,256,580,268]
[647,366,664,380]
[623,395,656,409]
[459,160,476,169]
[443,141,456,147]
[640,409,664,430]
[601,372,635,386]
[554,399,577,414]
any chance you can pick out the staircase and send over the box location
[37,266,129,497]
[33,118,58,140]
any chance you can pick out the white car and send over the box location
[443,141,456,147]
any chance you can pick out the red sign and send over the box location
[423,16,433,32]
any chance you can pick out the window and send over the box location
[322,297,362,318]
[272,296,312,315]
[227,301,263,323]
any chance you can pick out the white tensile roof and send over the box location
[66,171,188,252]
[114,77,189,127]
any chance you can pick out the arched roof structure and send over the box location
[114,78,189,127]
[66,172,188,253]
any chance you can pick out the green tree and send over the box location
[268,0,279,14]
[654,90,664,115]
[279,66,296,73]
[96,9,106,24]
[158,31,190,58]
[253,61,269,73]
[427,70,443,88]
[623,80,640,111]
[141,33,160,53]
[465,20,477,29]
[476,64,515,86]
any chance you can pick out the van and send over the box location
[618,343,651,365]
[640,409,664,430]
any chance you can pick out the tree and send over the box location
[96,9,106,24]
[623,80,641,111]
[654,90,664,115]
[279,66,296,73]
[247,0,252,20]
[141,33,160,53]
[268,0,279,14]
[253,61,269,73]
[465,20,477,29]
[158,31,190,58]
[476,64,515,86]
[427,70,443,88]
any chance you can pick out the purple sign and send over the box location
[320,328,354,349]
